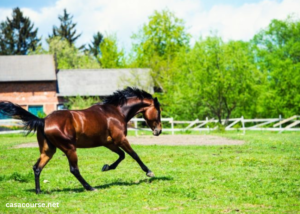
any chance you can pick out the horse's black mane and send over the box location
[103,87,153,106]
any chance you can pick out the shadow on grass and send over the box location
[95,176,173,189]
[25,176,173,194]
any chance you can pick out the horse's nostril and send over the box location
[153,129,162,136]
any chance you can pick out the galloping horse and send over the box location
[0,87,162,194]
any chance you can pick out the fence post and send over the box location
[171,118,174,135]
[279,114,282,131]
[206,117,210,133]
[134,118,138,136]
[241,116,245,134]
[278,114,283,134]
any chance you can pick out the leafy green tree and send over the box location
[49,9,84,49]
[0,7,41,55]
[161,36,260,122]
[46,37,100,69]
[130,9,190,89]
[99,34,125,68]
[252,16,300,117]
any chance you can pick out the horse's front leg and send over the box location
[102,144,125,171]
[119,137,154,177]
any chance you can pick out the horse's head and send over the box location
[143,97,162,136]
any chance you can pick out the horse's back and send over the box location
[43,105,122,148]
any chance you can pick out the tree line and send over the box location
[1,7,299,121]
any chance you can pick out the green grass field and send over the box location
[0,132,299,213]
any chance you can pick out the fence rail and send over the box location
[128,115,300,135]
[1,116,300,135]
[0,119,25,135]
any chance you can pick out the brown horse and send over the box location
[0,87,162,194]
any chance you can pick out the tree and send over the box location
[49,9,83,49]
[252,16,300,117]
[99,34,125,68]
[47,37,100,69]
[130,9,190,90]
[161,36,260,122]
[88,32,103,59]
[0,7,41,55]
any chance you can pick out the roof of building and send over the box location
[57,69,153,96]
[0,55,56,82]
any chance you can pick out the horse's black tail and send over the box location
[0,101,44,135]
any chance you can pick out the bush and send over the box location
[65,96,102,110]
[214,123,225,133]
[37,111,46,118]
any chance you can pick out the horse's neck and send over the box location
[120,99,150,122]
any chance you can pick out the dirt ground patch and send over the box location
[13,135,244,148]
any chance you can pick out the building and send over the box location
[0,55,59,117]
[0,55,153,118]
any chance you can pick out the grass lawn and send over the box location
[0,132,299,213]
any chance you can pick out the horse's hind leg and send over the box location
[65,147,96,191]
[33,131,56,194]
[102,144,125,171]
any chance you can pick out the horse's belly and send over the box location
[75,134,110,148]
[76,143,102,148]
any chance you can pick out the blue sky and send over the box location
[0,0,56,9]
[0,0,296,51]
[1,0,274,11]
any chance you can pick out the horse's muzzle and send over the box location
[153,129,162,136]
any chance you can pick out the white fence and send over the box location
[129,115,300,135]
[1,115,300,135]
[0,119,25,134]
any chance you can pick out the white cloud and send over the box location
[0,0,299,51]
[0,8,12,22]
[188,0,300,42]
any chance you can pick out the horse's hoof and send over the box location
[146,171,155,177]
[87,187,97,191]
[102,164,110,172]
